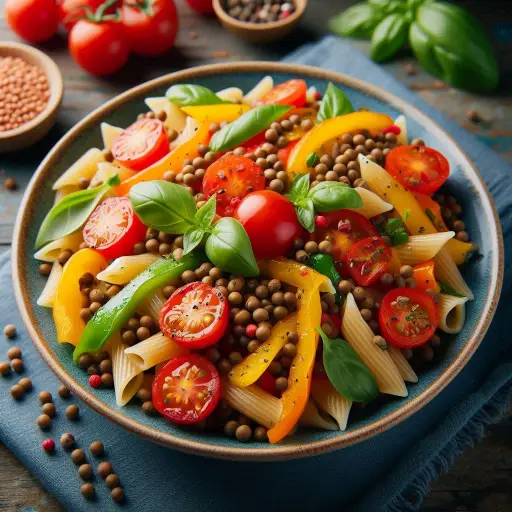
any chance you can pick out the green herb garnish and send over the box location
[166,84,231,107]
[316,82,354,123]
[438,281,466,298]
[306,152,320,168]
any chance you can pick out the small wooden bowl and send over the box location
[0,42,63,153]
[213,0,307,44]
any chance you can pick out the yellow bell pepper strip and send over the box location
[115,121,210,196]
[229,313,297,387]
[53,249,108,347]
[181,104,251,124]
[389,247,402,275]
[412,260,440,292]
[287,112,393,177]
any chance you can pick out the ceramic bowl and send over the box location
[12,62,503,461]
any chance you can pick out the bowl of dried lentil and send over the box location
[12,62,503,460]
[0,42,63,153]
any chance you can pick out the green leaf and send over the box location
[35,174,120,250]
[369,0,406,14]
[194,194,216,230]
[317,82,354,123]
[166,84,231,107]
[205,217,259,277]
[129,180,197,234]
[183,226,206,256]
[438,280,465,298]
[329,3,385,40]
[209,105,291,153]
[306,152,320,168]
[317,327,379,403]
[371,13,409,63]
[307,253,341,304]
[384,217,409,245]
[294,198,315,233]
[307,182,363,212]
[284,173,310,203]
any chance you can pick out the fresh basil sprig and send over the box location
[438,281,465,298]
[182,195,217,255]
[35,174,120,250]
[371,13,409,62]
[317,327,378,402]
[317,83,354,123]
[166,84,231,107]
[328,3,386,39]
[209,105,291,153]
[306,152,319,168]
[376,217,409,246]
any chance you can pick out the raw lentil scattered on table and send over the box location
[3,177,17,191]
[11,358,23,373]
[7,346,21,359]
[66,404,80,420]
[42,402,56,418]
[36,414,52,430]
[60,432,75,450]
[39,390,52,404]
[18,376,33,391]
[10,384,24,400]
[3,324,16,338]
[0,361,11,376]
[111,487,125,503]
[58,385,71,399]
[98,461,113,478]
[78,463,94,481]
[89,440,104,457]
[105,473,121,489]
[72,448,86,465]
[81,483,95,500]
[224,0,295,23]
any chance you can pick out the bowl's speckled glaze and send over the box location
[12,63,503,461]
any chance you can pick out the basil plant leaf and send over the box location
[329,3,385,40]
[294,198,315,233]
[284,173,310,203]
[35,173,120,250]
[183,226,206,256]
[317,327,379,403]
[194,194,216,230]
[209,105,291,153]
[317,82,354,123]
[166,84,231,107]
[308,182,363,212]
[306,152,320,168]
[205,217,259,277]
[371,13,409,63]
[129,180,197,234]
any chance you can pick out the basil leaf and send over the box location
[438,280,465,298]
[194,194,216,230]
[329,3,385,40]
[183,226,206,256]
[35,174,120,250]
[209,105,291,153]
[371,13,409,63]
[369,0,406,14]
[307,182,363,212]
[166,84,231,107]
[317,82,354,123]
[205,217,259,276]
[306,152,319,168]
[384,217,409,246]
[284,173,310,203]
[294,198,315,233]
[317,327,379,403]
[130,181,197,234]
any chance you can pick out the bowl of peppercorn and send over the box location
[0,42,63,153]
[213,0,307,43]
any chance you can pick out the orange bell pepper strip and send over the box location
[53,249,107,347]
[287,112,394,177]
[412,260,440,292]
[181,104,251,124]
[115,121,210,196]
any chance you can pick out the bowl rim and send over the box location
[12,61,504,461]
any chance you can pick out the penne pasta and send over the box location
[394,115,408,145]
[37,262,63,308]
[437,294,468,334]
[100,122,123,150]
[223,381,282,429]
[125,332,186,371]
[310,380,352,431]
[394,232,455,265]
[387,344,418,383]
[111,335,144,406]
[170,116,200,150]
[138,291,166,323]
[97,253,162,285]
[89,162,136,188]
[434,247,474,300]
[341,293,407,397]
[352,187,393,218]
[52,148,105,190]
[216,87,244,103]
[54,185,79,204]
[305,86,317,104]
[145,96,187,134]
[34,231,84,262]
[243,76,273,105]
[299,399,338,431]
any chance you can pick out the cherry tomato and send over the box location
[111,118,169,171]
[345,236,392,286]
[5,0,59,43]
[234,190,302,258]
[83,197,147,259]
[277,139,299,165]
[152,354,221,424]
[159,282,229,349]
[69,20,130,76]
[243,131,267,154]
[59,0,117,32]
[385,145,450,195]
[121,0,178,57]
[186,0,214,14]
[379,288,439,348]
[258,79,307,108]
[203,155,266,216]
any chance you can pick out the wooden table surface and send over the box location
[1,0,511,510]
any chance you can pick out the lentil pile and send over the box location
[224,0,296,23]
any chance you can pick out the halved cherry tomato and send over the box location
[258,79,307,108]
[345,236,392,286]
[83,197,146,260]
[234,191,301,258]
[111,118,169,171]
[243,131,268,154]
[203,155,266,216]
[152,354,221,424]
[379,288,439,348]
[385,145,450,195]
[257,371,277,396]
[412,260,440,292]
[159,282,229,349]
[277,139,300,166]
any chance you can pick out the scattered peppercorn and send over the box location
[58,385,71,399]
[79,463,94,481]
[3,324,16,338]
[42,402,57,418]
[37,414,52,430]
[10,384,24,400]
[72,448,86,465]
[7,346,21,360]
[60,432,75,450]
[11,358,24,373]
[111,487,125,503]
[39,390,52,404]
[81,483,95,500]
[66,404,80,420]
[106,473,121,489]
[89,440,104,457]
[98,461,113,479]
[0,361,11,376]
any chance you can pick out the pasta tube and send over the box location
[111,335,144,406]
[96,253,162,285]
[100,122,123,150]
[125,332,186,371]
[37,262,63,308]
[437,294,468,334]
[243,76,273,105]
[352,187,393,218]
[34,231,83,262]
[52,148,105,190]
[145,97,187,134]
[394,232,455,265]
[387,344,418,383]
[138,291,166,323]
[311,379,352,431]
[299,399,338,431]
[394,115,408,145]
[216,87,244,103]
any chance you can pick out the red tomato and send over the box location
[111,118,169,171]
[59,0,117,32]
[257,371,276,396]
[159,282,229,349]
[186,0,214,14]
[152,354,221,424]
[69,20,130,76]
[258,79,307,108]
[345,236,392,286]
[385,145,450,195]
[83,197,146,259]
[277,139,299,165]
[121,0,178,57]
[379,288,439,348]
[234,191,301,258]
[243,131,267,154]
[203,155,266,216]
[5,0,59,43]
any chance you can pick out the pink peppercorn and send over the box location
[382,125,401,135]
[245,324,257,338]
[42,439,56,453]
[279,11,291,19]
[89,374,102,388]
[314,91,322,100]
[315,215,328,228]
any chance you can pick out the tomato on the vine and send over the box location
[152,354,221,424]
[5,0,60,43]
[59,0,118,32]
[345,236,392,286]
[258,79,307,108]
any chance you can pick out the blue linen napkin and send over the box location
[1,36,512,512]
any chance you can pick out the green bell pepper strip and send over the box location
[73,252,206,364]
[307,253,341,304]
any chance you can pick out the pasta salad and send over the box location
[34,77,477,444]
